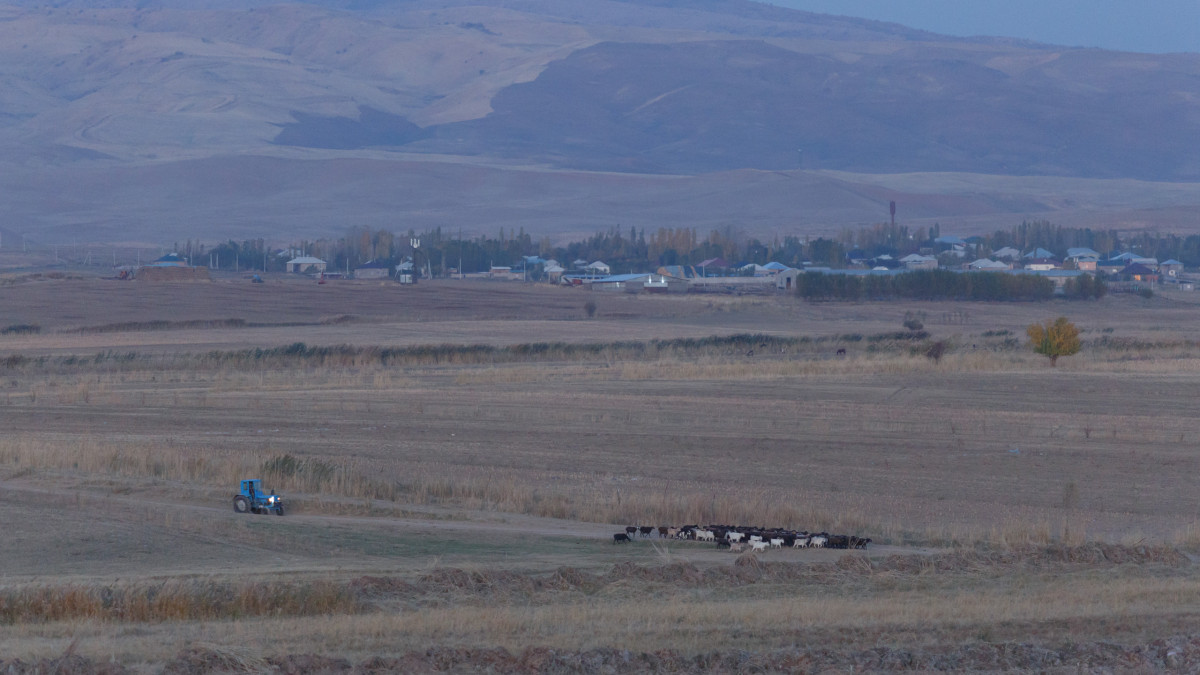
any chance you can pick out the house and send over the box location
[1122,263,1159,283]
[762,262,790,272]
[1066,247,1100,260]
[286,256,327,274]
[572,259,589,269]
[489,265,519,280]
[775,268,801,291]
[1023,258,1060,272]
[740,263,772,276]
[585,261,611,275]
[992,247,1021,261]
[697,257,729,275]
[967,258,1010,271]
[1160,259,1185,277]
[1023,248,1056,260]
[544,264,566,282]
[354,260,390,280]
[150,253,188,267]
[899,253,938,270]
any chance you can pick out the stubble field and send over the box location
[2,275,1200,672]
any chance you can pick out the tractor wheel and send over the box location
[276,504,285,516]
[234,495,250,514]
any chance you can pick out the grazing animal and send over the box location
[625,526,638,536]
[726,531,744,543]
[809,534,827,548]
[792,536,810,549]
[729,542,746,553]
[658,526,669,538]
[769,538,784,549]
[749,535,763,543]
[827,535,850,549]
[667,527,680,539]
[850,536,872,549]
[717,540,731,549]
[639,526,654,538]
[697,529,716,542]
[836,348,847,356]
[613,533,631,544]
[749,540,769,552]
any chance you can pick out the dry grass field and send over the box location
[3,276,1200,671]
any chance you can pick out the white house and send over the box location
[286,256,327,274]
[585,261,611,275]
[967,258,1010,271]
[899,253,938,270]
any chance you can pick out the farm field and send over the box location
[3,278,1200,671]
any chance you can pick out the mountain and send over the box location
[0,0,1199,243]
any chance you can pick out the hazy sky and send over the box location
[766,0,1200,54]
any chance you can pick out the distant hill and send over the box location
[0,0,1198,242]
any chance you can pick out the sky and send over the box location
[766,0,1200,54]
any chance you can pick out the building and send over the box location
[286,256,327,274]
[585,261,611,275]
[354,260,390,280]
[992,247,1021,261]
[1160,260,1185,277]
[967,258,1010,271]
[588,273,652,292]
[150,253,188,267]
[1122,263,1159,283]
[395,260,416,284]
[1023,258,1060,272]
[900,253,938,270]
[589,273,687,293]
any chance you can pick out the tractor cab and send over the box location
[233,479,285,515]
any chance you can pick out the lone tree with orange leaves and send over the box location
[1027,317,1081,367]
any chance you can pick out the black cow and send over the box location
[613,533,631,544]
[639,526,654,538]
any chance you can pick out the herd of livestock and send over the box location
[612,524,871,551]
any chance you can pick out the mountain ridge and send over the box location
[0,0,1198,243]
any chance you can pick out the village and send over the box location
[123,237,1192,298]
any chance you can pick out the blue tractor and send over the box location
[233,479,285,515]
